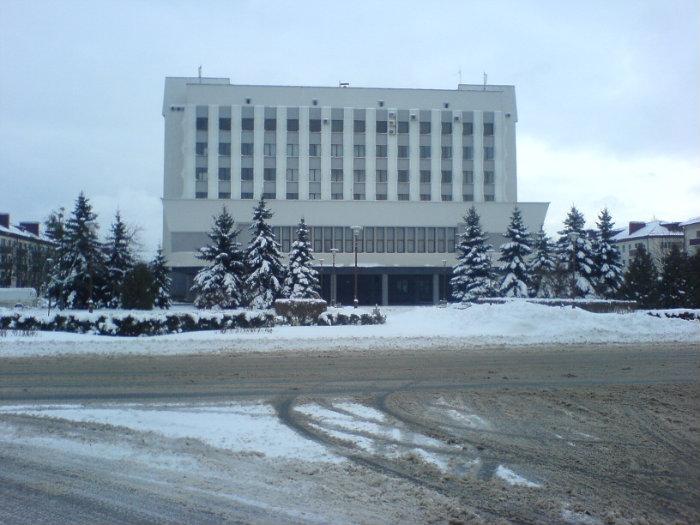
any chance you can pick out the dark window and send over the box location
[484,122,494,136]
[286,193,299,200]
[241,192,253,199]
[376,145,387,157]
[331,169,343,182]
[376,120,387,133]
[463,147,473,160]
[420,121,431,134]
[398,145,409,158]
[241,143,253,156]
[262,192,276,199]
[218,167,231,180]
[218,143,231,156]
[287,119,299,131]
[484,146,494,160]
[462,122,473,135]
[398,170,409,182]
[331,119,343,132]
[398,194,409,201]
[218,192,230,199]
[441,170,452,183]
[441,146,452,159]
[195,142,207,155]
[309,119,321,132]
[264,118,276,131]
[376,170,387,182]
[309,144,321,157]
[264,168,276,181]
[219,117,231,131]
[241,168,253,180]
[195,191,207,199]
[241,118,254,131]
[420,146,431,159]
[484,171,495,184]
[196,117,208,131]
[354,120,365,132]
[463,170,474,184]
[398,121,409,133]
[377,194,388,200]
[441,122,452,134]
[485,194,495,201]
[420,170,431,183]
[441,194,452,201]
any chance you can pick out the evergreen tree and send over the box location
[121,263,156,310]
[619,245,660,308]
[556,206,597,298]
[244,199,286,308]
[102,211,135,308]
[60,193,105,309]
[688,252,700,308]
[658,244,691,307]
[450,207,493,302]
[594,208,624,298]
[190,207,246,309]
[529,230,557,298]
[497,207,532,297]
[44,207,69,306]
[149,247,172,309]
[283,219,320,299]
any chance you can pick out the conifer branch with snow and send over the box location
[556,206,597,298]
[283,219,320,300]
[593,208,624,298]
[497,207,532,297]
[450,207,493,302]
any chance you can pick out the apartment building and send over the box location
[613,220,684,268]
[0,213,55,288]
[680,217,700,256]
[162,77,549,304]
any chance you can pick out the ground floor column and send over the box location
[330,273,337,305]
[432,273,440,304]
[381,274,389,306]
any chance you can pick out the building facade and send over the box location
[613,220,684,268]
[0,213,55,289]
[162,77,549,304]
[679,217,700,256]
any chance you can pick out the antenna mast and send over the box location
[198,65,202,83]
[483,71,487,90]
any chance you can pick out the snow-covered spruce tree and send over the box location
[149,247,172,309]
[244,199,286,309]
[190,207,246,309]
[101,211,135,308]
[619,245,660,308]
[529,231,557,298]
[450,207,493,302]
[658,244,691,308]
[44,207,69,307]
[497,207,532,297]
[283,219,320,299]
[555,206,596,298]
[60,193,106,309]
[594,208,624,298]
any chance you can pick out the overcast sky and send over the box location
[1,0,698,256]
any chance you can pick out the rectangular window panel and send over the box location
[375,227,384,253]
[353,144,365,157]
[334,227,344,252]
[417,227,425,252]
[463,147,472,160]
[309,192,321,200]
[218,167,231,180]
[484,171,495,184]
[286,168,298,182]
[376,145,387,158]
[309,119,321,132]
[264,143,276,157]
[332,192,343,200]
[195,191,207,199]
[365,227,374,253]
[463,193,474,201]
[354,120,365,132]
[441,122,452,134]
[345,227,353,253]
[386,227,394,253]
[353,170,366,182]
[398,121,409,133]
[287,119,299,131]
[353,194,365,200]
[331,119,343,132]
[287,143,299,157]
[420,193,431,201]
[264,118,276,131]
[286,192,299,200]
[485,194,495,201]
[376,120,387,133]
[398,194,409,201]
[377,193,388,200]
[241,143,253,156]
[219,143,231,156]
[396,227,405,253]
[463,170,474,184]
[484,146,494,160]
[241,168,254,181]
[196,142,207,156]
[282,227,291,252]
[437,228,446,253]
[196,117,208,131]
[309,144,321,157]
[195,168,207,182]
[331,144,343,157]
[441,194,452,201]
[398,170,409,183]
[331,169,343,182]
[309,169,321,182]
[427,227,435,253]
[219,117,231,131]
[324,227,333,253]
[463,122,473,135]
[397,145,409,158]
[420,121,431,134]
[420,170,431,183]
[484,122,494,136]
[406,227,415,252]
[448,227,457,252]
[441,146,452,159]
[264,168,276,181]
[376,170,387,182]
[262,192,276,199]
[420,146,431,159]
[241,118,254,131]
[441,170,452,183]
[218,192,230,199]
[241,192,254,199]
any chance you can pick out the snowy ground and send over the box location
[1,301,698,358]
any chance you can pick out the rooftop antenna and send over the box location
[198,65,202,83]
[483,71,487,90]
[458,68,462,84]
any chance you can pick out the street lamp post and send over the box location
[319,258,324,302]
[330,248,338,306]
[351,226,363,308]
[567,231,580,299]
[442,259,447,304]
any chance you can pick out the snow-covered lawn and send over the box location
[1,302,698,358]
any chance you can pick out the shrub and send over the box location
[274,298,327,325]
[121,263,156,310]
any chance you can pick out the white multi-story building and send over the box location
[613,220,684,268]
[162,77,548,304]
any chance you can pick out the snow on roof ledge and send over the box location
[679,216,700,227]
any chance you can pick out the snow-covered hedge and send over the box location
[647,311,699,322]
[274,298,327,325]
[473,297,637,313]
[0,310,275,336]
[318,308,386,326]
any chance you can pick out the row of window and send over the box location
[197,190,495,202]
[199,117,493,136]
[271,226,459,254]
[198,142,492,160]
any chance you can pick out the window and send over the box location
[196,117,208,131]
[398,145,409,158]
[331,144,343,157]
[241,143,253,156]
[195,168,207,181]
[195,191,207,199]
[398,121,409,133]
[263,143,276,157]
[420,146,431,158]
[462,146,473,160]
[437,228,446,252]
[218,167,231,180]
[365,227,374,253]
[377,193,388,200]
[463,193,474,201]
[219,143,231,156]
[241,168,253,180]
[264,168,276,181]
[463,171,474,184]
[484,146,494,160]
[441,194,452,201]
[287,119,299,131]
[332,193,343,200]
[420,121,431,134]
[420,193,431,201]
[406,228,415,252]
[376,120,387,133]
[241,118,254,131]
[263,119,276,131]
[398,170,409,182]
[196,142,208,156]
[484,122,494,136]
[448,227,456,252]
[420,170,431,183]
[331,119,343,132]
[398,193,409,201]
[331,169,343,182]
[309,144,321,157]
[353,144,365,157]
[484,171,495,184]
[219,117,231,131]
[309,169,321,182]
[286,168,298,181]
[309,119,321,132]
[353,193,365,200]
[309,192,321,200]
[286,143,299,157]
[441,122,452,134]
[376,228,385,252]
[441,146,452,159]
[386,228,395,253]
[262,192,276,199]
[354,120,365,132]
[218,192,230,199]
[441,170,452,183]
[463,122,473,135]
[376,145,387,157]
[286,193,299,200]
[485,194,495,201]
[396,228,405,253]
[376,170,387,182]
[353,170,366,182]
[427,227,435,253]
[241,192,253,199]
[417,227,425,252]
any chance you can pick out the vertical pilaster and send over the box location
[231,105,242,199]
[381,273,389,306]
[473,110,484,202]
[430,109,441,201]
[342,107,353,200]
[331,273,337,305]
[494,110,505,202]
[207,105,219,199]
[183,104,195,199]
[408,109,420,201]
[365,108,376,200]
[321,106,332,200]
[253,105,264,199]
[276,106,287,200]
[452,115,463,202]
[387,108,398,201]
[432,273,440,304]
[299,106,310,199]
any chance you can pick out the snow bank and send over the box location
[1,302,698,358]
